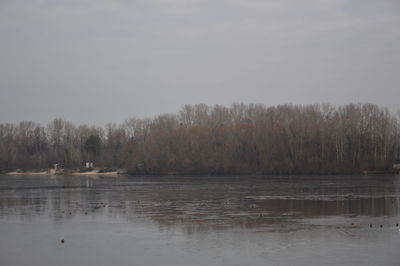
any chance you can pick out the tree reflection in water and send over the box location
[0,174,399,235]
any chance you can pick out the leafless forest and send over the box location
[1,103,399,174]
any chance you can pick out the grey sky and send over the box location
[1,0,399,125]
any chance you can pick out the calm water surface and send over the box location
[0,174,400,266]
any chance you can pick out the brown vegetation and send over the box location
[0,103,399,175]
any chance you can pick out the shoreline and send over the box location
[4,169,120,177]
[2,169,398,177]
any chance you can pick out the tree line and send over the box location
[1,103,399,174]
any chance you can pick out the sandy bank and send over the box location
[6,170,55,175]
[71,170,119,177]
[4,169,121,177]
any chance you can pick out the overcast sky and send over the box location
[1,0,399,125]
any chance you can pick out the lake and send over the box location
[0,174,399,266]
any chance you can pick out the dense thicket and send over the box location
[1,103,399,174]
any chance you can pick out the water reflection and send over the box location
[0,175,399,233]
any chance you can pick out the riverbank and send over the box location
[2,168,399,177]
[4,169,121,177]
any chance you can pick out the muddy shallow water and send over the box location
[0,174,399,266]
